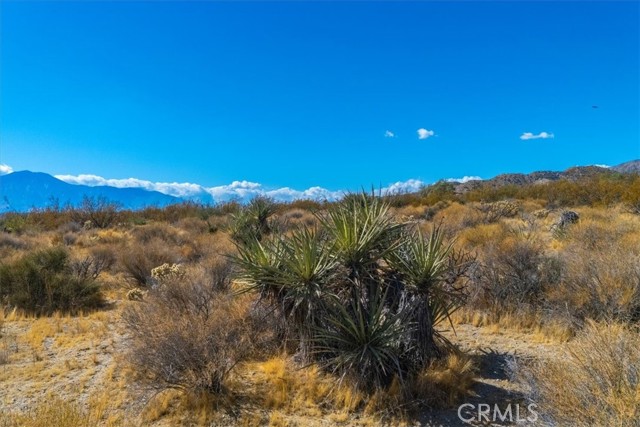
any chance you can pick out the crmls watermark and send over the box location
[457,403,539,424]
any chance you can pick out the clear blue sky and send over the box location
[1,1,639,193]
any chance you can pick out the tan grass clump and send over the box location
[515,321,640,427]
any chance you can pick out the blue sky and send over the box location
[1,1,638,199]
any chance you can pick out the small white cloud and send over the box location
[417,128,435,140]
[592,164,610,168]
[520,131,554,140]
[446,176,482,183]
[384,130,395,138]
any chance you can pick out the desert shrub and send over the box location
[131,222,184,245]
[279,208,317,230]
[62,233,77,246]
[120,241,179,287]
[0,233,28,250]
[420,181,458,206]
[423,200,450,221]
[70,247,116,281]
[475,200,520,224]
[174,216,210,235]
[233,193,470,392]
[550,242,640,323]
[122,261,273,395]
[0,213,28,234]
[58,221,82,234]
[284,199,325,212]
[68,196,121,229]
[130,223,204,264]
[624,198,640,215]
[433,203,482,235]
[466,239,558,312]
[515,322,640,426]
[0,247,104,315]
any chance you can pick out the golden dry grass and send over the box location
[516,321,640,427]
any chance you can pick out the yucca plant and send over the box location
[233,228,339,354]
[319,192,404,276]
[387,225,464,365]
[233,237,286,300]
[247,196,277,236]
[232,192,469,392]
[229,196,277,244]
[314,282,411,389]
[276,227,339,354]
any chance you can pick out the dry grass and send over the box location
[410,353,477,407]
[515,321,640,427]
[0,397,96,427]
[451,309,575,343]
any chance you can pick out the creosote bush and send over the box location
[68,195,121,229]
[233,193,471,393]
[0,247,104,315]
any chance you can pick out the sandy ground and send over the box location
[0,307,560,426]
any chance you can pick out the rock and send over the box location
[558,211,579,227]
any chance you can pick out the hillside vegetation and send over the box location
[1,173,639,426]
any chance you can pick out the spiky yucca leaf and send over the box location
[319,193,405,274]
[232,238,286,298]
[388,225,464,366]
[387,225,453,294]
[314,284,410,389]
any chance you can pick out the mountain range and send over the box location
[1,160,639,213]
[0,171,179,213]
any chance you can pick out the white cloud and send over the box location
[0,164,13,175]
[55,173,343,203]
[520,131,554,140]
[445,176,482,183]
[55,174,206,198]
[417,128,435,140]
[381,179,426,194]
[206,181,264,200]
[592,164,610,168]
[384,130,395,138]
[55,173,484,204]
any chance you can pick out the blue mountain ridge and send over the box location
[0,171,182,213]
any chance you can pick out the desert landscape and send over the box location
[1,165,639,426]
[1,1,638,426]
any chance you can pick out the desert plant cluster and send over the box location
[1,173,639,426]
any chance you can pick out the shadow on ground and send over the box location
[417,350,541,427]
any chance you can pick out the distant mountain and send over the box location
[2,160,638,212]
[454,161,637,194]
[0,171,181,213]
[611,160,640,174]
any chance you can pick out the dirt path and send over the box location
[418,323,561,427]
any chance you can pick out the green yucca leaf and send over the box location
[318,193,405,272]
[387,224,453,293]
[313,284,410,389]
